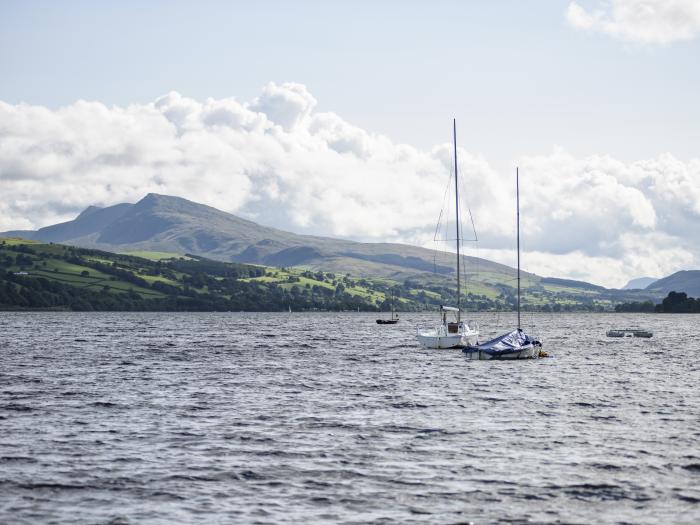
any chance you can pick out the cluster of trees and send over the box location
[0,243,39,268]
[0,253,34,267]
[0,274,158,311]
[614,300,656,313]
[655,291,700,313]
[615,291,700,313]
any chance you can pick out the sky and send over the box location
[1,0,699,287]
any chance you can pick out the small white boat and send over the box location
[416,120,479,349]
[417,306,479,348]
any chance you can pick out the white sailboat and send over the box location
[462,168,544,360]
[417,120,479,349]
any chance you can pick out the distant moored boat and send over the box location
[606,329,653,338]
[376,291,399,324]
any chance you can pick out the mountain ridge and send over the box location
[645,270,700,297]
[622,276,658,290]
[3,193,518,280]
[5,193,698,301]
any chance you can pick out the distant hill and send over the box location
[645,270,700,297]
[622,277,658,290]
[540,277,606,292]
[3,193,517,281]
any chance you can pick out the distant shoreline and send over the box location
[0,309,691,314]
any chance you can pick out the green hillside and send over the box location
[645,270,700,298]
[0,237,489,311]
[0,238,382,311]
[0,238,663,312]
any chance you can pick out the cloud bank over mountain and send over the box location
[1,82,699,287]
[567,0,700,43]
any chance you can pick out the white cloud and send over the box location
[509,150,700,286]
[249,82,317,132]
[477,231,695,290]
[567,0,700,43]
[1,83,699,288]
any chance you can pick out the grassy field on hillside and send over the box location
[0,237,660,312]
[121,251,194,261]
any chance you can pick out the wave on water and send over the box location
[0,311,698,524]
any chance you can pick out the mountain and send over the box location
[645,270,700,298]
[622,276,658,290]
[1,193,669,309]
[3,193,517,280]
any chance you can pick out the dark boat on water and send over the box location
[376,292,399,324]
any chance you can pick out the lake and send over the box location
[1,312,699,524]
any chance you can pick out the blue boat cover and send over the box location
[466,329,540,356]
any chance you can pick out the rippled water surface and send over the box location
[1,312,699,524]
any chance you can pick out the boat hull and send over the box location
[462,344,541,360]
[606,329,652,338]
[417,332,478,349]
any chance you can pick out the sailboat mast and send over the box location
[453,119,461,321]
[516,167,521,330]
